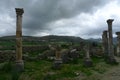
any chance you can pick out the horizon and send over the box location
[0,34,108,40]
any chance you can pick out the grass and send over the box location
[0,41,118,80]
[0,56,119,80]
[0,62,13,80]
[0,41,15,46]
[0,72,11,80]
[21,60,52,80]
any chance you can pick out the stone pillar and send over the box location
[116,32,120,56]
[102,30,108,59]
[52,45,62,69]
[107,19,117,63]
[15,8,24,71]
[83,44,93,67]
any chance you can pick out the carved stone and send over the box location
[102,30,108,60]
[83,44,93,67]
[116,32,120,56]
[15,8,24,72]
[52,45,62,70]
[106,19,117,64]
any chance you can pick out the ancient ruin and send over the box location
[116,32,120,56]
[83,44,93,67]
[107,19,117,63]
[102,30,108,59]
[15,8,24,71]
[1,7,120,80]
[52,45,62,69]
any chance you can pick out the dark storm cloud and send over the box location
[7,0,109,35]
[0,0,111,37]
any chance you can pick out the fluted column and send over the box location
[107,19,117,63]
[116,32,120,56]
[102,30,108,59]
[15,8,24,71]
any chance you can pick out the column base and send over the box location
[52,59,62,70]
[15,60,24,72]
[83,58,93,67]
[117,52,120,57]
[106,57,118,65]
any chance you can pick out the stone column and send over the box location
[55,50,61,60]
[107,19,117,63]
[116,32,120,56]
[15,8,24,71]
[52,45,62,69]
[83,44,93,67]
[102,30,108,59]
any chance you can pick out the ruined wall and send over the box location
[22,45,49,53]
[0,50,16,63]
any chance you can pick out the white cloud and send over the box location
[37,0,120,39]
[0,0,120,39]
[0,13,15,36]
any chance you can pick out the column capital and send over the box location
[107,19,114,24]
[15,8,24,15]
[103,30,108,37]
[116,32,120,35]
[103,30,108,34]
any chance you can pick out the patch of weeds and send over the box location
[60,68,76,78]
[0,62,13,80]
[92,56,104,64]
[0,62,7,70]
[19,60,52,80]
[92,67,106,74]
[0,72,11,80]
[46,70,76,80]
[80,67,93,76]
[46,64,78,79]
[43,73,59,80]
[2,61,12,72]
[79,51,85,58]
[71,58,79,64]
[11,70,22,80]
[92,63,107,74]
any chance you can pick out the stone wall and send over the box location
[0,50,16,63]
[23,45,49,53]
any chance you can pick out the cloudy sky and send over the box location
[0,0,120,39]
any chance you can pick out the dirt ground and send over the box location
[101,57,120,80]
[74,57,120,80]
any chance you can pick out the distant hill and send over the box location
[0,35,85,43]
[39,35,84,43]
[88,37,117,44]
[0,35,117,44]
[87,38,102,43]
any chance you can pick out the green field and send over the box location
[0,56,116,80]
[0,37,118,80]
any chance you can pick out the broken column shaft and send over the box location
[102,30,108,59]
[15,8,24,71]
[116,32,120,56]
[52,45,62,69]
[83,44,93,67]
